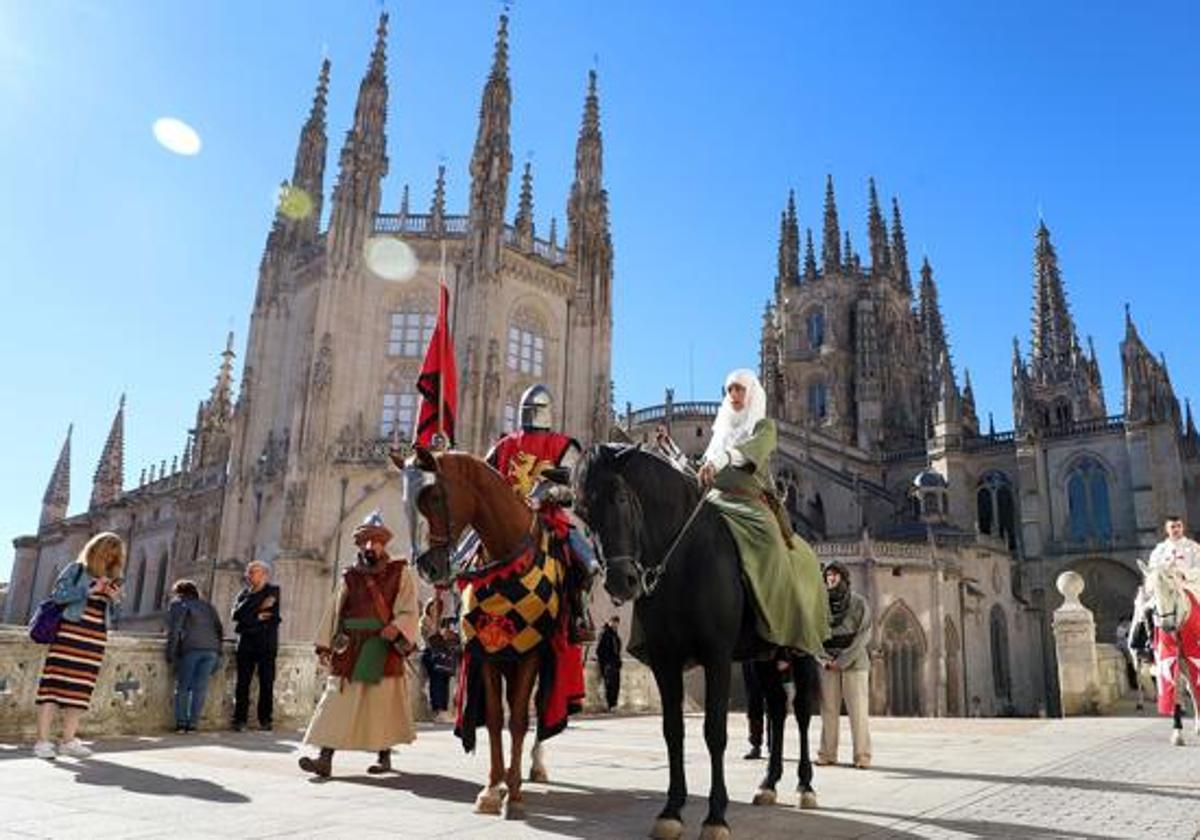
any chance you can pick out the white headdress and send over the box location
[703,369,766,465]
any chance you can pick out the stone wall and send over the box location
[0,627,661,741]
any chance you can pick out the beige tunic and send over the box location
[302,563,420,751]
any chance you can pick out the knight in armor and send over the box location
[298,512,420,778]
[482,384,601,643]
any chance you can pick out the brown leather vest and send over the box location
[330,559,408,680]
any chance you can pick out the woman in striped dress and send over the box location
[32,532,126,760]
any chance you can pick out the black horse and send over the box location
[576,444,821,840]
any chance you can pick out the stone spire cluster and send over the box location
[329,12,390,267]
[465,13,513,281]
[90,396,125,509]
[1122,306,1181,427]
[821,175,841,273]
[775,191,800,294]
[1013,221,1106,432]
[567,69,613,315]
[40,425,72,527]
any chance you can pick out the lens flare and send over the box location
[365,237,419,282]
[152,117,202,156]
[276,184,314,220]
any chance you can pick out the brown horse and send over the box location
[397,445,579,819]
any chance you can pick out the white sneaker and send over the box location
[32,740,56,760]
[58,739,93,758]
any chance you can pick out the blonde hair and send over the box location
[78,532,126,578]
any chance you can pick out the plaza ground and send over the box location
[1,712,1198,839]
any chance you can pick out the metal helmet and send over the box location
[519,384,554,431]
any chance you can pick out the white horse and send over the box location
[1137,561,1200,745]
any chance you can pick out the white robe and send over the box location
[302,564,420,751]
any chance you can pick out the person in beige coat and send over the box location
[298,512,419,777]
[816,561,873,769]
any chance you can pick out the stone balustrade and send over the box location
[0,627,661,740]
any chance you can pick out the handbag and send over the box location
[29,565,84,644]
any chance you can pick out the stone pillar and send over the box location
[1052,570,1101,715]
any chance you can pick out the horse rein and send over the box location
[615,478,707,599]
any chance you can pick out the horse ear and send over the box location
[1137,559,1150,576]
[412,444,440,473]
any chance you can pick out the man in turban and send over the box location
[298,511,419,777]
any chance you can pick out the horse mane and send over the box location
[435,450,533,543]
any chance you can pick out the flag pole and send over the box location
[437,240,447,447]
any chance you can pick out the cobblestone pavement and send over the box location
[0,713,1196,839]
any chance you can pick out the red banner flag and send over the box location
[414,282,458,448]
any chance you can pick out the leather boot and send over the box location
[367,750,392,774]
[298,747,334,778]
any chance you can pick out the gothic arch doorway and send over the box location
[881,601,927,716]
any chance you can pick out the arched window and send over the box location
[1053,400,1072,429]
[807,381,828,422]
[944,617,963,716]
[977,487,994,535]
[379,387,418,439]
[154,551,169,610]
[1066,457,1112,543]
[882,603,926,716]
[132,556,148,615]
[989,604,1012,702]
[996,485,1016,549]
[387,310,435,357]
[977,472,1016,550]
[806,310,825,350]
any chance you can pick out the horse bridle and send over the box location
[417,466,539,583]
[602,473,707,599]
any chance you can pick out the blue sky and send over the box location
[1,1,1197,580]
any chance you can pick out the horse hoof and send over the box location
[798,790,819,810]
[1171,730,1185,747]
[474,786,504,815]
[649,817,684,840]
[502,797,525,821]
[529,765,549,783]
[752,787,777,806]
[699,823,731,840]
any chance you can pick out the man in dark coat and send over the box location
[595,616,623,711]
[231,560,281,731]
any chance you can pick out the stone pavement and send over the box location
[1,713,1197,840]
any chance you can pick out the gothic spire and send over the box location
[866,178,890,277]
[919,257,953,413]
[890,196,912,294]
[90,395,125,509]
[803,227,818,282]
[785,191,800,285]
[466,13,513,279]
[429,164,446,233]
[842,230,854,274]
[1186,398,1198,440]
[285,57,330,241]
[566,69,613,314]
[399,183,409,218]
[329,13,390,267]
[40,424,72,527]
[514,160,535,249]
[962,368,979,434]
[1029,220,1079,384]
[821,174,841,274]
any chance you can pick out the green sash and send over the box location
[343,616,389,684]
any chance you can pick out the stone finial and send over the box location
[1056,570,1084,608]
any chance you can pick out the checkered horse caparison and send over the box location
[458,527,566,659]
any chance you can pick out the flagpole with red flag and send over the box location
[415,241,458,449]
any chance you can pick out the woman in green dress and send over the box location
[698,369,829,657]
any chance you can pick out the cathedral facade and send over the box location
[622,179,1200,716]
[4,13,613,643]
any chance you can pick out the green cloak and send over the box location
[706,418,830,657]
